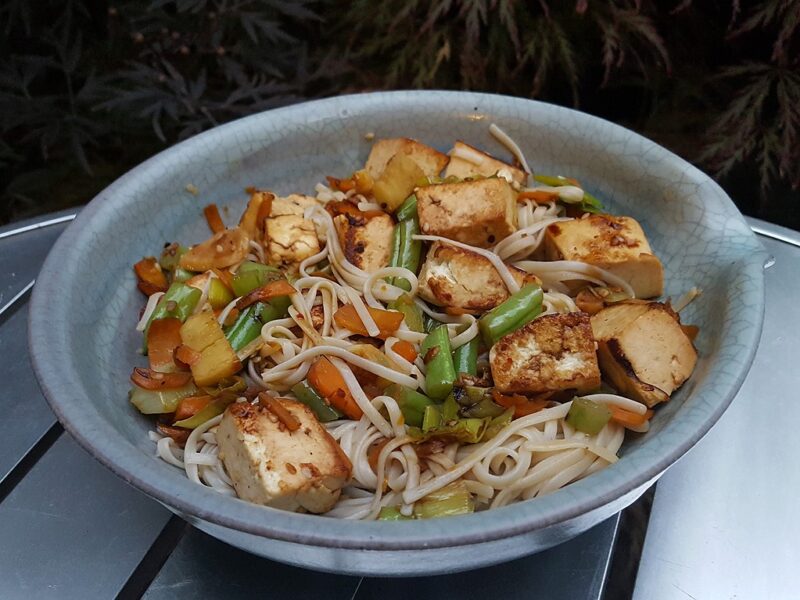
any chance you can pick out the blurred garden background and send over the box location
[2,0,798,229]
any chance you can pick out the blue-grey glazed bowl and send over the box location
[29,91,766,576]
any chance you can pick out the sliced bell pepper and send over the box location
[307,357,363,420]
[333,303,404,339]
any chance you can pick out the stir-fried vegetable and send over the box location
[207,278,234,310]
[308,357,363,420]
[566,397,611,435]
[173,395,212,421]
[385,384,435,428]
[492,390,550,418]
[180,312,242,386]
[452,337,478,377]
[174,394,236,428]
[180,228,250,271]
[236,279,296,310]
[412,482,474,518]
[388,217,422,291]
[609,405,653,428]
[291,381,343,422]
[333,304,405,339]
[130,382,197,414]
[373,154,425,211]
[133,257,168,296]
[387,293,424,333]
[203,203,225,233]
[146,318,183,372]
[420,325,457,400]
[394,194,418,222]
[478,283,543,346]
[225,297,292,352]
[145,282,202,343]
[232,261,283,297]
[391,340,418,364]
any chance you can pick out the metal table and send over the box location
[0,211,796,599]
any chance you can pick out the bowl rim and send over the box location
[29,90,766,551]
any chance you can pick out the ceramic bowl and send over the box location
[29,91,766,576]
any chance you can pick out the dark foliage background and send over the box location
[2,0,799,229]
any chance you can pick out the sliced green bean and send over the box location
[452,337,478,377]
[478,283,543,346]
[420,325,457,400]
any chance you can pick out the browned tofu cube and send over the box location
[543,215,663,298]
[364,138,449,180]
[333,211,394,272]
[417,241,540,311]
[416,178,517,248]
[444,141,527,186]
[217,399,352,514]
[266,194,321,270]
[591,301,697,407]
[489,313,601,394]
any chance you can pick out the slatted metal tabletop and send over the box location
[0,210,797,599]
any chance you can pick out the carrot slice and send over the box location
[133,257,168,296]
[517,190,561,204]
[609,405,653,428]
[333,304,404,339]
[157,423,190,446]
[175,344,201,366]
[203,203,226,233]
[326,175,356,192]
[173,395,212,421]
[367,438,390,472]
[392,340,418,363]
[492,390,551,418]
[147,318,184,372]
[308,357,363,420]
[255,194,273,231]
[235,279,296,310]
[326,200,385,220]
[131,367,193,390]
[258,393,301,432]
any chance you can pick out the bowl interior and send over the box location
[30,91,765,552]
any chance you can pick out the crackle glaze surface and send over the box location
[29,91,766,572]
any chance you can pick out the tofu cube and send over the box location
[489,313,601,394]
[416,178,517,248]
[265,194,321,270]
[333,211,394,272]
[217,399,352,514]
[364,138,449,181]
[543,215,663,298]
[591,301,697,407]
[417,241,540,311]
[444,141,528,186]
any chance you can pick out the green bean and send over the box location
[224,296,291,352]
[420,325,457,400]
[395,194,418,222]
[390,218,422,291]
[291,381,343,422]
[452,337,478,377]
[421,404,442,432]
[385,384,435,428]
[478,283,543,346]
